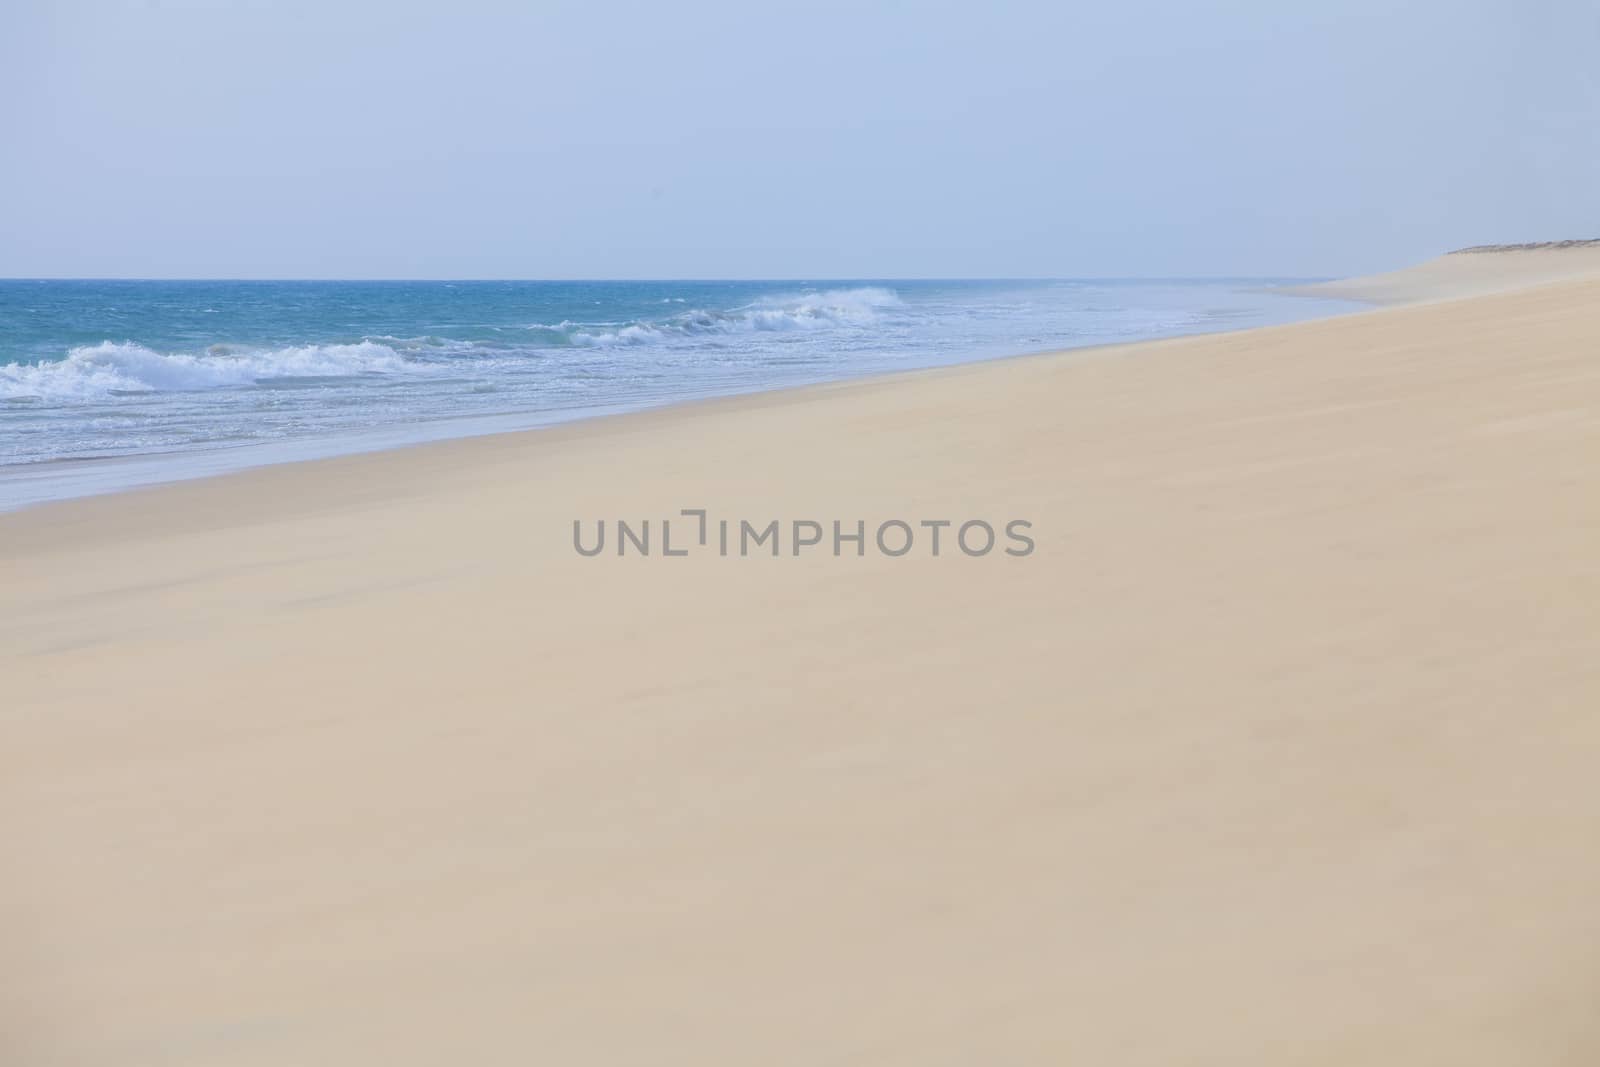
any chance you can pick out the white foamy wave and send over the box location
[748,286,901,313]
[568,287,903,347]
[0,340,417,402]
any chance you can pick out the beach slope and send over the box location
[4,270,1599,1064]
[1280,239,1600,304]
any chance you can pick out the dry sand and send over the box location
[4,253,1599,1064]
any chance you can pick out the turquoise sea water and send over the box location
[0,279,1356,507]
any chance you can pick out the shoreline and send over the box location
[20,243,1589,516]
[0,314,1347,519]
[0,285,1365,513]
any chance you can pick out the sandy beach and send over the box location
[4,251,1600,1063]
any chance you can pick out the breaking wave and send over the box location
[0,340,419,402]
[567,287,902,347]
[0,289,907,402]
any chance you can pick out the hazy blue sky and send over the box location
[3,0,1595,279]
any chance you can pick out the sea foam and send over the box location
[0,340,416,401]
[569,287,902,347]
[0,277,1357,490]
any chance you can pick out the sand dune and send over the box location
[1281,239,1600,304]
[4,268,1600,1064]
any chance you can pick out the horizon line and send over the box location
[0,274,1338,284]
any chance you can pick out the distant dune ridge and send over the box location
[1450,238,1600,253]
[1280,238,1600,304]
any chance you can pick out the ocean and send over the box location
[0,278,1356,508]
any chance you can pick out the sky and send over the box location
[2,0,1596,279]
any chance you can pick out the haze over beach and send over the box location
[5,0,1600,1064]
